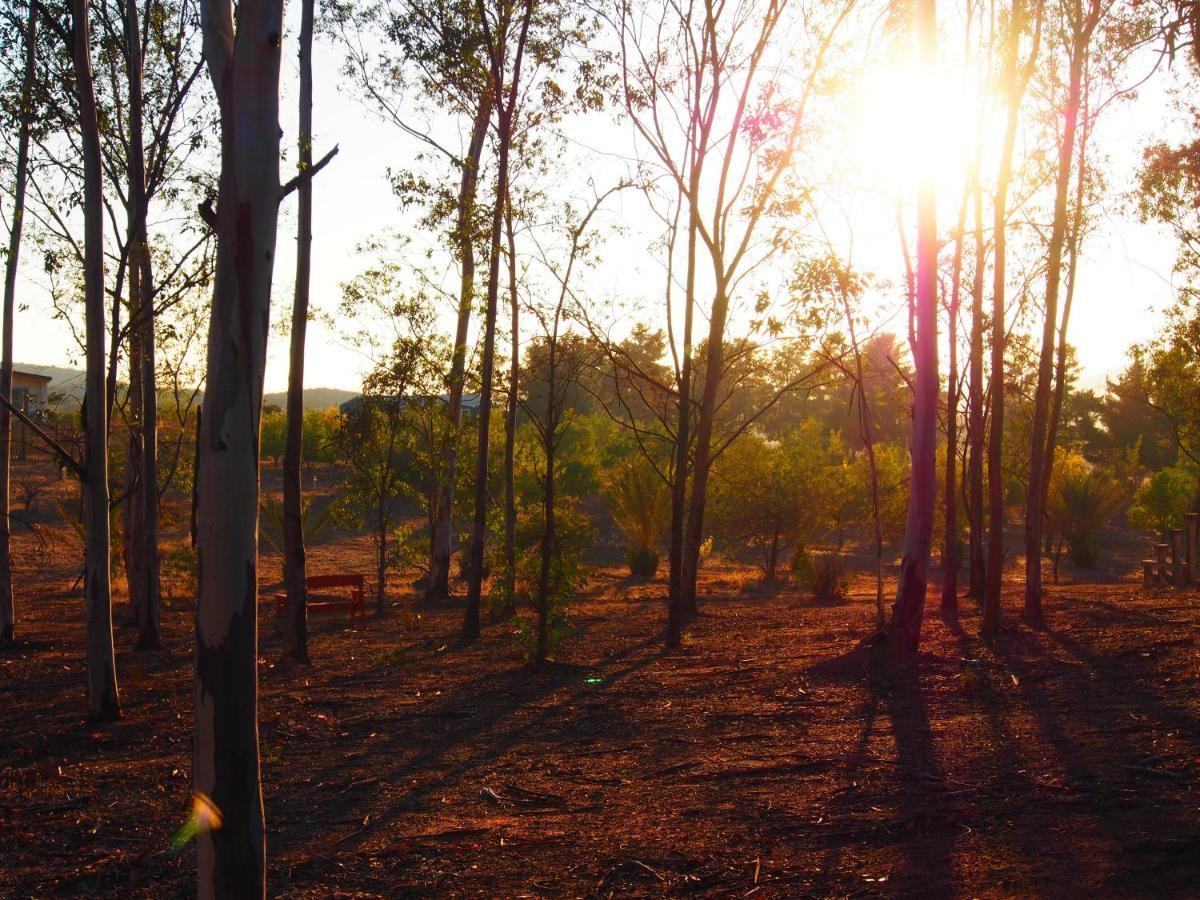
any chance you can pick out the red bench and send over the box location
[274,573,366,625]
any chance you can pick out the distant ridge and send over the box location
[17,363,355,412]
[263,387,356,411]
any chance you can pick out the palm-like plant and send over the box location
[259,491,336,555]
[1046,456,1128,570]
[604,459,671,576]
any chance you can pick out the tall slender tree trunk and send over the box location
[194,0,283,889]
[1041,88,1090,512]
[72,0,122,723]
[1024,12,1090,623]
[464,109,511,640]
[501,196,518,618]
[282,0,316,665]
[666,207,697,648]
[465,1,532,639]
[841,284,885,627]
[0,0,34,643]
[123,322,146,626]
[427,93,492,600]
[124,0,161,650]
[984,0,1036,645]
[888,0,938,658]
[966,175,987,599]
[942,188,969,615]
[940,183,969,619]
[535,349,556,663]
[376,515,387,614]
[680,278,730,615]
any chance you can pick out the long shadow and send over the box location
[872,660,960,899]
[1043,622,1200,752]
[994,622,1200,894]
[266,631,669,889]
[810,673,878,894]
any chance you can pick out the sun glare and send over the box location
[848,59,977,199]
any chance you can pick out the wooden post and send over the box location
[1169,529,1188,587]
[1185,512,1200,585]
[1155,542,1171,587]
[1143,558,1157,589]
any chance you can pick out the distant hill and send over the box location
[17,363,355,412]
[263,387,356,411]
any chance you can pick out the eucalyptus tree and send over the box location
[983,0,1043,645]
[520,187,622,660]
[461,0,534,639]
[327,0,492,601]
[0,0,37,642]
[887,0,939,657]
[461,0,608,638]
[193,0,284,888]
[67,0,123,721]
[613,0,856,638]
[20,0,211,648]
[1023,0,1105,624]
[280,0,320,665]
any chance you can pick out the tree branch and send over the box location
[0,398,84,478]
[279,144,339,202]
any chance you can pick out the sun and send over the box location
[847,58,979,201]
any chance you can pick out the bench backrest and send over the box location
[307,573,365,592]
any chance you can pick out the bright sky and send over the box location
[8,11,1185,396]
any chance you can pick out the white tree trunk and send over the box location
[195,0,284,891]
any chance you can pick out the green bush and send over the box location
[793,550,848,602]
[1128,465,1196,535]
[626,546,659,578]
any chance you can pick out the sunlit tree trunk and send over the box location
[942,187,968,615]
[966,169,987,600]
[680,277,730,616]
[428,92,492,601]
[666,203,697,648]
[501,196,518,618]
[123,321,146,627]
[1025,3,1094,623]
[1041,86,1090,516]
[888,0,938,658]
[195,0,283,888]
[282,0,316,666]
[0,2,34,643]
[984,0,1038,644]
[535,340,556,663]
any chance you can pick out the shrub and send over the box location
[259,491,335,554]
[511,499,596,660]
[626,546,659,578]
[1128,465,1196,534]
[604,459,670,575]
[793,550,848,602]
[1046,454,1128,567]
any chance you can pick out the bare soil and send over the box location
[2,461,1199,897]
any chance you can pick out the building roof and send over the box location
[339,392,482,416]
[12,369,52,383]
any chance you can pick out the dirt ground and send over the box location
[2,463,1200,897]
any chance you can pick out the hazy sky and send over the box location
[9,11,1184,396]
